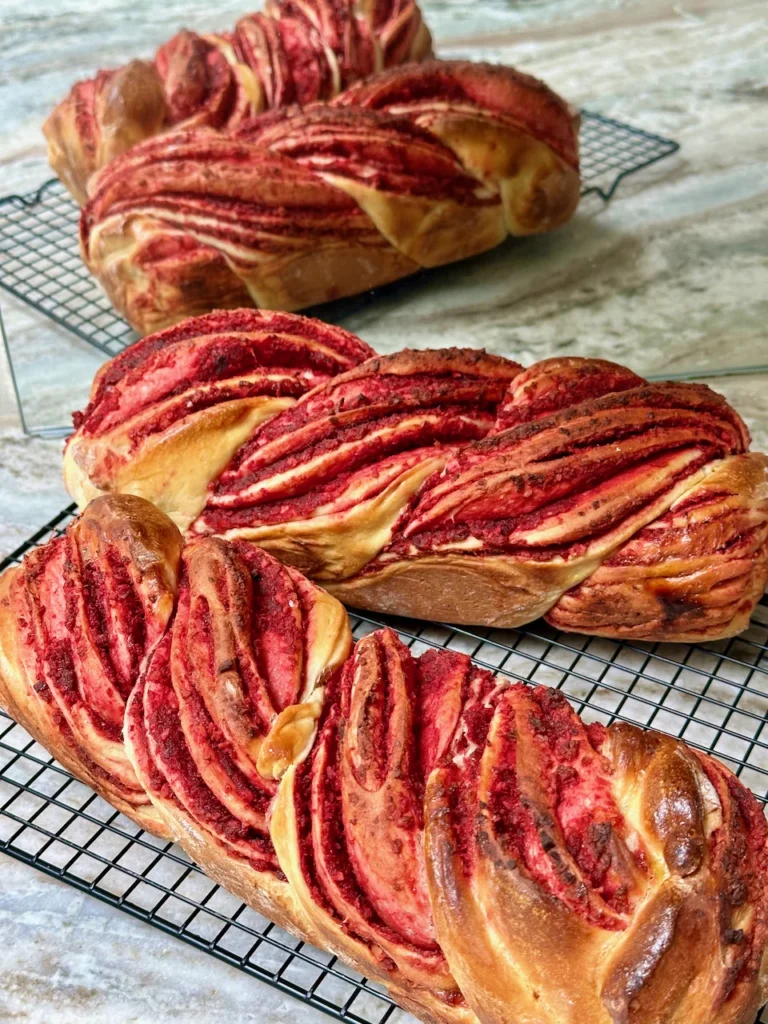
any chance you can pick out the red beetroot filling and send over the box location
[385,450,713,561]
[235,543,305,712]
[483,689,631,929]
[104,549,148,691]
[337,61,578,169]
[295,694,441,960]
[78,311,372,415]
[72,77,99,154]
[414,649,474,795]
[439,686,497,878]
[30,544,124,744]
[447,684,643,929]
[100,194,373,254]
[427,435,722,529]
[526,688,639,912]
[178,592,274,807]
[493,362,646,432]
[258,110,495,203]
[604,509,762,569]
[79,345,323,438]
[205,438,486,535]
[211,394,498,499]
[461,384,749,466]
[144,634,278,871]
[226,370,508,470]
[123,377,307,452]
[155,33,235,126]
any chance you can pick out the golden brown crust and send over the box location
[45,1,433,206]
[66,334,768,643]
[79,60,580,333]
[425,684,768,1024]
[0,495,183,836]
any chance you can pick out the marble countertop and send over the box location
[0,0,767,1021]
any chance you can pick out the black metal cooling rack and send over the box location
[0,110,679,359]
[1,505,767,1024]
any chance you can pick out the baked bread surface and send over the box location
[44,0,433,205]
[65,317,768,643]
[78,60,580,333]
[0,496,766,1024]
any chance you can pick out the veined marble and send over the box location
[0,0,767,1020]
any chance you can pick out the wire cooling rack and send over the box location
[0,111,678,359]
[0,505,767,1024]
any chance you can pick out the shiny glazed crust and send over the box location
[78,60,580,333]
[0,495,183,835]
[0,497,766,1023]
[65,322,768,644]
[425,682,768,1024]
[44,0,432,205]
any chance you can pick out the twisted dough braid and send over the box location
[79,60,580,334]
[44,0,431,205]
[0,495,182,834]
[1,498,765,1024]
[64,313,768,642]
[63,309,375,527]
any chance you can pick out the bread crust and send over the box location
[80,60,580,334]
[0,495,183,836]
[44,2,433,207]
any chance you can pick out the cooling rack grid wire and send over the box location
[0,111,679,358]
[0,505,766,1024]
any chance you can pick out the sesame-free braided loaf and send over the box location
[63,311,768,643]
[44,0,432,205]
[0,500,766,1024]
[78,59,580,334]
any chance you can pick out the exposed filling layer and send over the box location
[335,59,580,169]
[292,629,472,989]
[437,683,648,930]
[239,107,498,204]
[196,349,520,533]
[10,510,177,815]
[376,380,750,563]
[135,537,335,874]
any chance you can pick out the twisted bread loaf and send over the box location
[0,495,181,834]
[64,312,768,642]
[79,60,580,333]
[0,495,351,929]
[0,500,766,1024]
[44,0,431,205]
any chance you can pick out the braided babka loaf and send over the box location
[0,495,766,1024]
[78,60,580,333]
[44,0,432,205]
[63,310,768,642]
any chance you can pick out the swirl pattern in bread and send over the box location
[44,0,432,205]
[0,496,766,1024]
[78,60,580,333]
[64,313,768,642]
